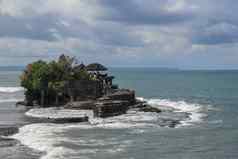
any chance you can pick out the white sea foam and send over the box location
[26,107,93,119]
[0,98,20,103]
[138,97,208,126]
[94,110,156,128]
[0,87,24,103]
[0,87,24,93]
[26,98,208,128]
[12,97,211,158]
[11,123,80,159]
[25,107,157,129]
[11,123,132,159]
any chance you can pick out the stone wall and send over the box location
[94,100,130,118]
[65,80,103,101]
[101,89,136,105]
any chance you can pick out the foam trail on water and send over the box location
[138,97,208,126]
[11,121,133,159]
[11,98,210,158]
[26,107,93,119]
[0,98,21,103]
[25,107,157,129]
[11,123,78,159]
[0,87,24,93]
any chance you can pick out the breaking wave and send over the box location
[0,98,21,103]
[26,107,93,119]
[138,98,209,126]
[11,97,211,159]
[0,87,24,93]
[11,123,133,159]
[0,87,24,103]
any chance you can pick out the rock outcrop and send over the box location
[64,100,96,109]
[45,116,89,123]
[100,89,136,105]
[94,100,130,118]
[139,105,162,113]
[64,89,140,118]
[0,127,18,136]
[27,115,89,124]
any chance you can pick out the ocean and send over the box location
[0,67,238,159]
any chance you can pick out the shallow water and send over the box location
[0,68,238,159]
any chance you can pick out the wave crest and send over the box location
[138,97,209,126]
[11,97,212,159]
[0,87,24,93]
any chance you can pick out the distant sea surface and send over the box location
[0,67,238,159]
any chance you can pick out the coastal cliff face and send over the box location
[64,89,162,119]
[65,89,136,118]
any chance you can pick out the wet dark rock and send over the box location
[103,89,136,105]
[64,89,137,118]
[0,127,18,136]
[94,100,130,118]
[47,116,89,124]
[0,137,18,147]
[98,96,111,101]
[139,105,162,113]
[165,120,180,128]
[27,116,89,124]
[158,119,181,128]
[16,101,28,106]
[65,100,96,109]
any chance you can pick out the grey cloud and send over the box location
[192,22,238,45]
[99,0,195,25]
[0,14,145,47]
[0,14,60,41]
[0,0,238,67]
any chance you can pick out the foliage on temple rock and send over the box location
[20,54,93,105]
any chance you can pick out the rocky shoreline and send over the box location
[15,55,168,127]
[17,89,163,124]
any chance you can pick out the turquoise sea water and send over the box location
[0,67,238,159]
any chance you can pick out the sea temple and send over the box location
[18,54,161,122]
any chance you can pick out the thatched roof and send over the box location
[106,76,114,80]
[86,63,107,71]
[73,64,85,72]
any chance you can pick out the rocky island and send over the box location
[18,54,162,124]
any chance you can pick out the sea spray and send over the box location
[137,97,210,126]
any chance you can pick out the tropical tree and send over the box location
[20,54,93,106]
[20,60,49,105]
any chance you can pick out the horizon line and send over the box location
[1,65,238,71]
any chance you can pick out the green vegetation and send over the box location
[20,54,92,106]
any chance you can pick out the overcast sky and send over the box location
[0,0,238,69]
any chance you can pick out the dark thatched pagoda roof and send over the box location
[73,64,85,72]
[86,63,108,71]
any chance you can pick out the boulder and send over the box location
[139,105,161,113]
[46,116,89,123]
[159,119,180,128]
